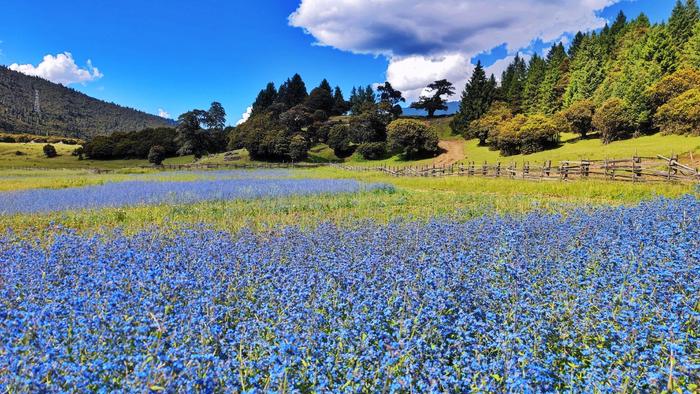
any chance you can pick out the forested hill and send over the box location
[0,66,174,138]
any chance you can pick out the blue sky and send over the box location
[0,0,676,125]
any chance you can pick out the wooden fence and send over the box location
[334,155,700,183]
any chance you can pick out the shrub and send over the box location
[592,98,635,144]
[490,114,560,156]
[312,110,328,123]
[647,68,700,108]
[467,102,512,145]
[288,135,309,162]
[15,150,24,156]
[349,111,389,144]
[490,115,529,156]
[148,145,167,165]
[560,99,595,138]
[654,88,700,136]
[43,144,57,158]
[71,147,84,157]
[356,142,387,160]
[387,119,439,159]
[327,124,355,158]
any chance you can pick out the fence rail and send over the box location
[334,155,700,183]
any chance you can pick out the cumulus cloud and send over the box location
[290,0,622,100]
[236,106,253,126]
[158,108,171,119]
[9,52,103,85]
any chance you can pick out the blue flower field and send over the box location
[1,194,698,392]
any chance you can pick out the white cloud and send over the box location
[9,52,103,85]
[158,108,171,119]
[236,106,253,126]
[290,0,622,101]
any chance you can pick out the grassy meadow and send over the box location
[1,165,696,235]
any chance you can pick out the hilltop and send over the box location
[0,66,174,139]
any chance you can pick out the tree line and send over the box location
[450,0,700,156]
[230,74,442,162]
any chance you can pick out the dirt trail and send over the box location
[434,140,465,166]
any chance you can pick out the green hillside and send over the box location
[0,66,174,138]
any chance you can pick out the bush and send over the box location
[467,102,512,145]
[327,124,355,158]
[647,68,700,109]
[349,111,389,144]
[43,144,57,158]
[592,98,635,144]
[356,142,387,160]
[490,114,560,156]
[312,110,328,123]
[387,119,439,159]
[148,145,167,165]
[288,135,309,162]
[560,99,595,138]
[15,150,24,156]
[71,147,84,157]
[654,88,700,136]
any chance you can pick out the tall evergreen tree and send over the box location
[251,82,277,116]
[537,44,569,114]
[276,74,308,108]
[568,32,585,58]
[670,0,700,49]
[564,35,606,107]
[450,61,496,134]
[500,54,527,113]
[647,25,679,74]
[682,21,700,68]
[306,79,334,114]
[522,55,546,113]
[332,86,349,116]
[594,14,660,130]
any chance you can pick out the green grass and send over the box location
[0,142,204,169]
[0,166,695,234]
[461,132,700,164]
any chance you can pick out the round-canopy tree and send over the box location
[387,119,439,159]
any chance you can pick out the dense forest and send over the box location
[0,66,174,138]
[451,0,700,156]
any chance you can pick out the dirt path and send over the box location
[434,140,465,166]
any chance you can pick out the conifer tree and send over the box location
[522,55,546,113]
[450,61,496,134]
[682,21,700,68]
[670,0,700,49]
[537,44,569,114]
[251,82,277,116]
[332,86,349,116]
[500,54,527,113]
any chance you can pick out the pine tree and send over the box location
[251,82,277,116]
[670,0,700,49]
[646,25,678,74]
[522,55,546,113]
[610,11,628,36]
[568,32,585,58]
[537,44,569,114]
[332,86,349,116]
[682,21,700,68]
[306,79,335,114]
[564,34,607,107]
[500,54,527,113]
[594,15,661,130]
[450,61,496,134]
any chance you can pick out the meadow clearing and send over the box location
[0,161,698,392]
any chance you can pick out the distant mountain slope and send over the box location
[0,66,175,138]
[400,101,459,117]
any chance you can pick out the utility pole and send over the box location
[33,89,44,136]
